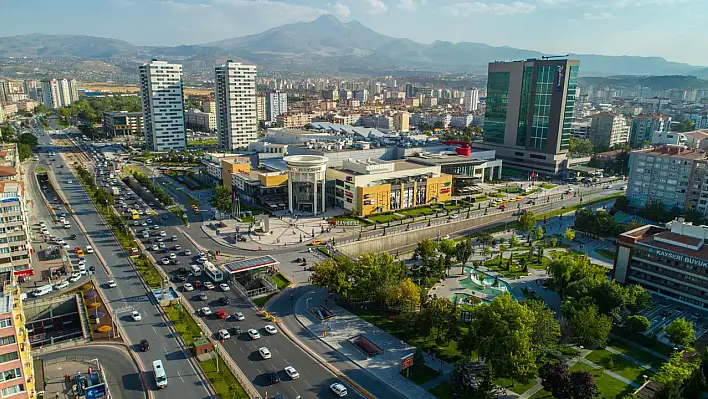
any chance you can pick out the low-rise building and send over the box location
[247,142,288,155]
[326,158,453,216]
[231,167,289,212]
[185,109,216,132]
[614,219,708,309]
[102,111,144,137]
[1,104,17,118]
[358,114,393,131]
[276,113,314,129]
[15,101,35,113]
[408,151,502,183]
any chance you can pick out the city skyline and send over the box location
[0,0,706,66]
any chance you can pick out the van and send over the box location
[32,284,53,297]
[190,265,202,277]
[153,360,167,388]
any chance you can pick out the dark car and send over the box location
[175,275,187,282]
[88,266,96,272]
[177,267,188,275]
[228,326,241,335]
[218,297,229,306]
[139,339,149,352]
[69,234,77,240]
[170,259,180,265]
[267,371,280,385]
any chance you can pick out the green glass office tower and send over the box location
[481,59,580,176]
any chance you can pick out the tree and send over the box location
[433,120,445,130]
[569,137,594,155]
[567,304,612,347]
[456,240,473,274]
[310,258,353,298]
[674,119,695,132]
[539,362,572,399]
[477,232,493,249]
[534,226,544,241]
[655,351,701,385]
[210,185,232,218]
[656,382,682,399]
[440,238,457,276]
[523,299,561,356]
[569,370,599,399]
[613,195,630,212]
[550,237,558,248]
[519,211,536,243]
[18,133,38,147]
[547,253,607,294]
[93,188,115,209]
[386,278,421,312]
[624,315,650,334]
[509,234,520,247]
[664,317,695,347]
[0,125,14,141]
[564,228,575,243]
[18,144,33,161]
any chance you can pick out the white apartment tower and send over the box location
[58,79,71,107]
[215,61,258,150]
[464,88,479,112]
[265,90,288,122]
[40,79,62,109]
[139,60,186,151]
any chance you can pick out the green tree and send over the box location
[456,240,473,274]
[93,188,115,209]
[0,125,15,141]
[664,317,695,347]
[440,238,457,276]
[18,144,33,161]
[210,185,232,218]
[519,211,536,243]
[564,228,575,244]
[567,304,612,347]
[523,299,561,356]
[386,278,420,312]
[310,258,353,298]
[509,234,520,247]
[655,351,701,385]
[18,133,39,147]
[534,226,544,241]
[613,195,630,212]
[550,237,558,248]
[547,253,606,294]
[674,119,695,132]
[624,315,650,333]
[569,137,595,155]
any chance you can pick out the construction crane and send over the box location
[542,54,569,60]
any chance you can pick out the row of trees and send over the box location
[59,96,141,125]
[132,170,174,206]
[76,166,131,237]
[413,238,473,284]
[573,208,628,237]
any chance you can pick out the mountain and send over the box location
[0,16,704,78]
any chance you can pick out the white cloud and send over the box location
[398,0,426,10]
[447,1,536,17]
[583,11,615,19]
[328,2,351,18]
[364,0,388,13]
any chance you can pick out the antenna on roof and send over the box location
[541,54,569,60]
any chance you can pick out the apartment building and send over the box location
[614,219,708,309]
[265,91,288,122]
[215,61,258,150]
[102,111,144,137]
[393,112,410,132]
[139,61,186,151]
[40,80,61,109]
[464,88,479,112]
[276,113,313,129]
[630,115,671,147]
[588,112,630,148]
[184,110,216,132]
[0,81,10,105]
[256,95,266,122]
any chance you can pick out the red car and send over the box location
[215,309,227,319]
[74,246,81,253]
[193,281,202,289]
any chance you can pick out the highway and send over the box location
[38,345,145,399]
[32,125,211,399]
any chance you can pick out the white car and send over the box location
[55,281,69,290]
[130,311,142,321]
[159,242,166,249]
[61,242,70,249]
[151,244,159,251]
[69,273,81,283]
[264,325,278,335]
[199,252,207,260]
[200,307,212,316]
[330,383,348,397]
[170,253,177,260]
[284,366,299,380]
[258,347,271,359]
[218,329,231,340]
[78,259,85,266]
[133,221,140,226]
[234,312,245,321]
[160,231,167,237]
[107,280,117,288]
[184,249,192,256]
[248,329,260,340]
[219,283,230,291]
[183,283,194,292]
[86,245,94,254]
[620,185,627,190]
[203,281,215,290]
[161,257,170,265]
[67,180,73,184]
[604,185,613,189]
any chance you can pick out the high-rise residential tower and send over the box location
[139,60,186,151]
[40,79,62,109]
[58,79,71,106]
[265,90,287,122]
[478,59,580,176]
[463,88,479,112]
[0,81,10,104]
[630,115,671,148]
[214,61,257,150]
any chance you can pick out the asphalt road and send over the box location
[33,126,210,399]
[38,345,145,399]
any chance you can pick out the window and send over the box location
[0,352,18,363]
[1,383,24,397]
[0,368,20,382]
[0,336,15,346]
[0,318,11,328]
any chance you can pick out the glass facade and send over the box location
[561,65,579,151]
[530,66,554,150]
[483,72,510,144]
[516,66,533,146]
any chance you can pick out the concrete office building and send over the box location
[588,112,630,148]
[284,155,329,215]
[464,88,479,112]
[478,59,580,176]
[614,219,708,309]
[265,91,288,122]
[102,111,144,137]
[393,112,410,132]
[184,109,216,132]
[215,61,258,150]
[139,60,186,151]
[630,115,671,148]
[40,79,62,109]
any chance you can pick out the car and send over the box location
[156,237,164,242]
[264,325,278,335]
[219,283,230,291]
[147,219,154,225]
[183,283,194,292]
[74,246,81,252]
[160,231,167,237]
[215,309,227,319]
[170,259,180,265]
[267,370,280,385]
[171,235,178,241]
[159,242,166,249]
[234,312,245,321]
[173,244,181,251]
[89,266,96,272]
[69,273,81,283]
[204,281,215,290]
[218,329,230,340]
[248,329,261,340]
[161,257,170,265]
[330,383,348,397]
[199,252,207,259]
[151,244,159,251]
[284,366,299,380]
[130,311,142,321]
[55,281,69,290]
[170,253,177,260]
[448,214,459,220]
[258,347,272,359]
[78,259,86,266]
[107,280,117,288]
[133,221,140,226]
[604,185,613,189]
[67,180,73,184]
[228,326,242,335]
[139,339,150,352]
[184,249,192,256]
[200,307,212,316]
[141,221,147,226]
[86,245,94,254]
[61,242,70,249]
[620,185,627,190]
[311,240,323,245]
[198,292,208,300]
[193,281,202,289]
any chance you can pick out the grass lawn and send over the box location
[622,333,675,357]
[400,207,436,217]
[536,193,624,220]
[188,139,218,146]
[429,381,453,399]
[271,273,291,290]
[36,167,48,173]
[199,356,249,398]
[368,213,404,224]
[539,183,557,189]
[530,389,553,399]
[570,362,635,398]
[586,348,653,384]
[132,255,162,289]
[164,304,203,347]
[559,345,581,358]
[400,364,441,385]
[495,377,538,395]
[497,187,523,194]
[595,248,616,261]
[608,339,664,369]
[473,195,489,203]
[483,258,528,278]
[253,292,277,308]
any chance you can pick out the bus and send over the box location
[130,209,139,220]
[203,261,224,283]
[152,360,167,389]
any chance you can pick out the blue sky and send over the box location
[1,0,706,65]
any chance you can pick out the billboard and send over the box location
[85,383,106,399]
[401,353,414,370]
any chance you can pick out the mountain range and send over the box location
[0,15,706,78]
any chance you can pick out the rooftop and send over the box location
[634,146,707,160]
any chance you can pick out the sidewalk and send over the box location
[295,294,453,399]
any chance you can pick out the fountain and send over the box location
[469,271,508,293]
